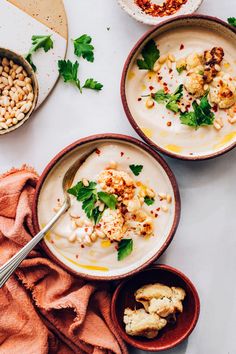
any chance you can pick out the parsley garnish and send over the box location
[180,94,215,128]
[25,35,53,71]
[228,17,236,27]
[137,39,160,71]
[144,196,155,206]
[129,164,143,176]
[73,34,94,62]
[83,78,103,91]
[97,191,117,210]
[68,181,117,224]
[118,239,133,261]
[152,90,171,103]
[176,66,186,74]
[58,60,82,92]
[152,85,183,113]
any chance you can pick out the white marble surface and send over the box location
[0,1,235,353]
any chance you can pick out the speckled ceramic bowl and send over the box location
[117,0,203,25]
[33,134,181,281]
[0,48,38,135]
[111,264,200,351]
[121,15,236,160]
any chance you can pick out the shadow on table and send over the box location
[130,339,188,354]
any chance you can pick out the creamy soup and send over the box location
[38,141,177,278]
[126,25,236,158]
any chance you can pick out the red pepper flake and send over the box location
[151,210,154,214]
[169,69,173,74]
[167,121,172,127]
[85,227,88,232]
[213,104,218,112]
[76,254,79,259]
[81,245,85,248]
[156,207,160,211]
[155,214,159,218]
[180,43,184,50]
[120,152,124,157]
[135,0,188,18]
[51,240,54,244]
[95,149,101,155]
[138,97,142,101]
[149,85,154,91]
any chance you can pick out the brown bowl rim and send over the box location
[32,133,181,281]
[0,47,39,135]
[121,14,236,161]
[111,264,200,351]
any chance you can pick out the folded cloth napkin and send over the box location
[0,166,127,354]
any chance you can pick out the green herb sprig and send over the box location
[68,180,117,224]
[118,239,133,261]
[73,34,94,62]
[137,39,160,71]
[129,164,143,176]
[152,84,183,113]
[228,17,236,27]
[25,35,53,71]
[180,94,215,128]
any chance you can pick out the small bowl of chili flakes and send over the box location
[117,0,203,25]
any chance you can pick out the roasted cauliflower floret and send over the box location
[135,283,172,301]
[97,169,135,201]
[203,66,217,83]
[186,53,203,70]
[125,210,154,237]
[135,283,186,318]
[99,208,124,241]
[204,47,224,66]
[184,72,205,97]
[123,308,167,339]
[209,77,236,109]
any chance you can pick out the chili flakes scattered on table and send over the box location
[135,0,188,18]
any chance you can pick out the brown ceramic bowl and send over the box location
[111,264,200,351]
[121,15,236,160]
[0,48,38,135]
[33,134,180,281]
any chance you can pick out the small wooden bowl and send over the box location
[111,264,200,351]
[0,48,38,135]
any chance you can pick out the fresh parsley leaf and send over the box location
[228,17,236,27]
[152,89,171,103]
[144,196,155,206]
[166,84,183,113]
[73,34,94,62]
[25,54,36,72]
[92,206,103,225]
[180,111,197,127]
[25,35,53,71]
[198,70,204,75]
[118,239,133,261]
[176,66,186,74]
[151,85,183,113]
[68,181,96,201]
[83,78,103,91]
[129,164,143,176]
[137,39,160,71]
[82,194,97,220]
[58,60,81,92]
[180,94,215,128]
[166,100,179,113]
[98,191,117,210]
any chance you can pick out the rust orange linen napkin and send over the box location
[0,167,127,354]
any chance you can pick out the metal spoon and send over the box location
[0,150,94,288]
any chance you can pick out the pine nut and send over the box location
[153,61,161,72]
[146,97,154,109]
[90,232,98,242]
[15,66,23,74]
[82,178,89,187]
[96,230,106,239]
[214,64,221,72]
[99,203,105,212]
[2,57,9,66]
[168,53,176,62]
[68,233,77,243]
[159,54,167,64]
[161,205,169,212]
[166,60,172,69]
[228,116,236,124]
[213,121,221,130]
[167,194,172,204]
[159,193,167,200]
[16,112,25,121]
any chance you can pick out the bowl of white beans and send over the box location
[0,48,38,135]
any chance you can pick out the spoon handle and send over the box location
[0,202,69,289]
